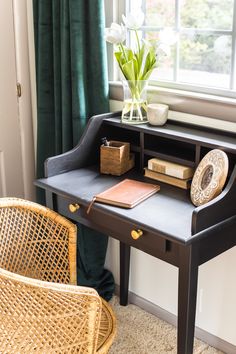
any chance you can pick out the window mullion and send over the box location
[230,0,236,90]
[105,0,116,81]
[174,0,181,82]
[142,0,146,19]
[141,0,146,45]
[181,28,232,36]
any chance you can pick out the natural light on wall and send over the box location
[128,0,236,97]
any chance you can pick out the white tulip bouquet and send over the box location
[105,8,176,123]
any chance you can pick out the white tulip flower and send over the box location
[122,8,145,30]
[159,28,178,46]
[105,23,126,45]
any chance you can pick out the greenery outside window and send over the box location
[121,0,236,98]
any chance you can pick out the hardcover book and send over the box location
[144,168,192,189]
[148,158,194,179]
[87,178,160,213]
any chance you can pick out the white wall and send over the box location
[105,99,236,346]
[106,242,236,345]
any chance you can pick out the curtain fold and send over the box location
[33,0,114,301]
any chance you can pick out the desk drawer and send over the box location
[56,195,84,222]
[89,209,167,255]
[56,195,175,261]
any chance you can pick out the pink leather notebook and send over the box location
[87,179,160,213]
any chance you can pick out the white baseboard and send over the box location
[115,286,236,354]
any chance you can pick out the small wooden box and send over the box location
[100,141,135,176]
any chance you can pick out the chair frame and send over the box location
[0,197,116,353]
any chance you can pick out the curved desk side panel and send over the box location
[191,165,236,234]
[44,112,120,177]
[188,215,236,265]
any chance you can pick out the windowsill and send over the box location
[109,81,236,123]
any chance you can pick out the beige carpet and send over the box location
[109,296,224,354]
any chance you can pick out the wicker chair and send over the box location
[0,197,116,353]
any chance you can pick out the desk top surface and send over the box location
[36,166,195,243]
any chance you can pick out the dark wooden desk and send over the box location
[35,112,236,354]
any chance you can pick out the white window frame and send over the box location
[138,0,236,99]
[105,0,236,124]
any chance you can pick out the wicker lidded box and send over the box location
[100,140,135,176]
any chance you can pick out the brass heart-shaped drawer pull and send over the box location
[68,203,80,213]
[131,229,143,240]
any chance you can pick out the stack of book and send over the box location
[144,158,194,189]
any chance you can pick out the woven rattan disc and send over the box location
[190,149,229,206]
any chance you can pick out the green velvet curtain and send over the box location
[33,0,114,301]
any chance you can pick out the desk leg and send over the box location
[45,191,55,209]
[177,246,198,354]
[120,241,130,306]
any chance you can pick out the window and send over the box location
[126,0,236,97]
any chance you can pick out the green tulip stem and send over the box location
[136,102,143,120]
[119,43,128,62]
[130,102,134,120]
[134,30,141,53]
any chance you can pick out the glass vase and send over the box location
[121,80,148,124]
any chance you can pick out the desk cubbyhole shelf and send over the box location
[102,117,236,175]
[143,134,196,168]
[98,122,145,171]
[99,123,140,151]
[99,123,141,169]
